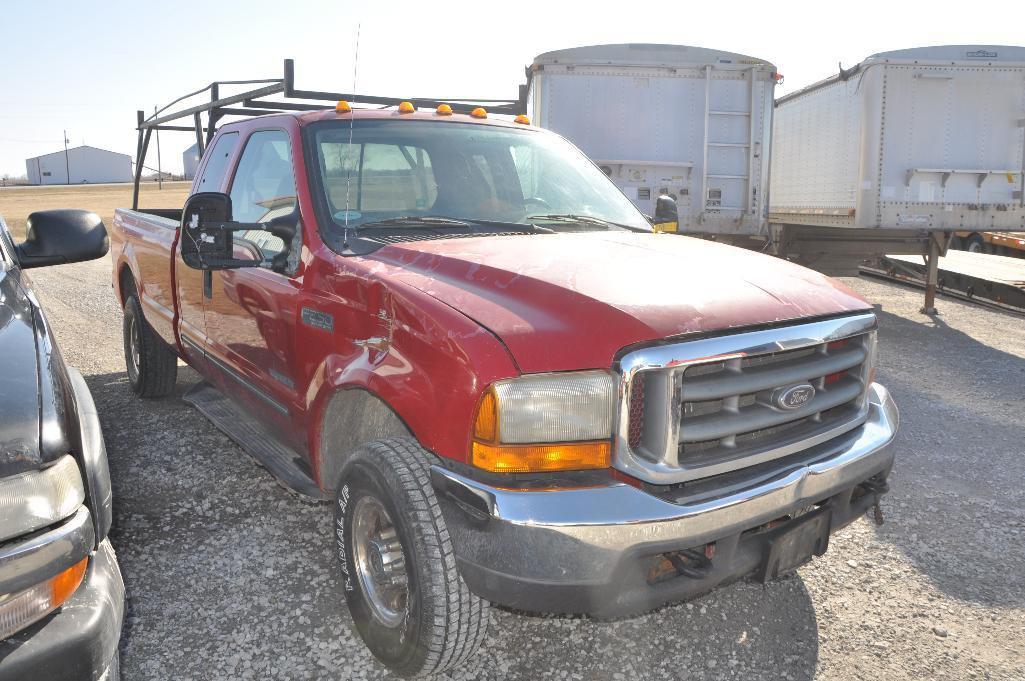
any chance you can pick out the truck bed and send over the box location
[111,208,181,347]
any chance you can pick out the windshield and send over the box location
[306,119,650,251]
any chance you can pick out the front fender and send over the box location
[303,274,519,488]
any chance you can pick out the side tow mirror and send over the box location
[16,210,109,269]
[181,192,299,272]
[181,192,239,270]
[652,194,679,234]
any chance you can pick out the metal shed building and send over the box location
[25,145,132,185]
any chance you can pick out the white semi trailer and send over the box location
[769,45,1025,289]
[527,44,779,238]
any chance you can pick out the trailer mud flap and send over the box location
[756,506,832,582]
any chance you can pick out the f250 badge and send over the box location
[773,384,816,410]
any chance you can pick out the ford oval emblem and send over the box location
[773,384,816,410]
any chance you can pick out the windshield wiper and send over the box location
[358,215,556,235]
[356,215,475,229]
[526,214,626,230]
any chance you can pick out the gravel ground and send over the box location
[25,257,1025,680]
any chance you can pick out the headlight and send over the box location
[470,371,616,473]
[0,456,84,544]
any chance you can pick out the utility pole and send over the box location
[154,106,163,190]
[63,130,70,184]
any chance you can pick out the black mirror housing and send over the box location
[655,194,678,222]
[180,192,298,272]
[180,192,243,270]
[16,210,109,269]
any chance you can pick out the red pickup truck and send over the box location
[110,102,898,676]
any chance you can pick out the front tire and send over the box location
[335,438,488,677]
[123,294,177,397]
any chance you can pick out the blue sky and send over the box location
[1,0,1023,177]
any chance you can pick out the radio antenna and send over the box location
[341,23,361,252]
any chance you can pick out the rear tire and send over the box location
[123,294,177,398]
[334,438,488,677]
[965,235,986,254]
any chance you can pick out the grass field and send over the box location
[0,182,192,241]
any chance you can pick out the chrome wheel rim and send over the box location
[351,495,408,628]
[127,315,140,378]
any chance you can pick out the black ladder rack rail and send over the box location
[132,57,525,209]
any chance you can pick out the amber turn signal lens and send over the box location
[473,390,498,442]
[398,101,415,113]
[335,100,352,113]
[52,558,88,606]
[471,440,610,473]
[514,114,530,125]
[470,107,487,119]
[436,104,453,115]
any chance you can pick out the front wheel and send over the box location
[335,439,488,677]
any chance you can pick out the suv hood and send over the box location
[0,266,43,475]
[371,232,871,373]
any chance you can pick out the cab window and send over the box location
[228,130,297,259]
[196,132,239,193]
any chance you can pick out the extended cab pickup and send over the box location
[110,105,898,676]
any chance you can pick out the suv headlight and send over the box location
[0,456,84,544]
[470,371,616,473]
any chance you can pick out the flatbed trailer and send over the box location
[952,230,1025,258]
[860,250,1025,314]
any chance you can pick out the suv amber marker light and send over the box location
[0,557,88,640]
[436,104,453,116]
[470,107,487,119]
[514,114,531,125]
[335,100,352,113]
[398,101,415,113]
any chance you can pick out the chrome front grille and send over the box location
[615,313,877,485]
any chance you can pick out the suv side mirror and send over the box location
[16,210,109,269]
[180,192,298,272]
[652,195,678,234]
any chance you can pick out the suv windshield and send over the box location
[306,119,649,252]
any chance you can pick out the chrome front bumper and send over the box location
[431,383,898,616]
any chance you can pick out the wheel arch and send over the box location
[117,261,136,306]
[315,386,415,492]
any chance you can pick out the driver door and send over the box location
[202,129,305,449]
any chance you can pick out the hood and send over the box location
[0,264,43,475]
[370,232,871,373]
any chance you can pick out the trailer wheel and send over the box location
[965,235,986,254]
[123,295,178,397]
[334,438,488,677]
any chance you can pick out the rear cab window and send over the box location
[195,132,239,194]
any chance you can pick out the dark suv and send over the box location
[0,210,123,680]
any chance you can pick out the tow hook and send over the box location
[862,476,889,526]
[667,546,714,579]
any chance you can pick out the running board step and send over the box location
[183,382,328,500]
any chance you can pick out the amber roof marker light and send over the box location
[335,100,352,113]
[436,104,453,116]
[470,107,488,119]
[398,101,416,114]
[514,114,531,125]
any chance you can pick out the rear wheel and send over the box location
[334,438,488,677]
[123,294,177,397]
[965,235,986,254]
